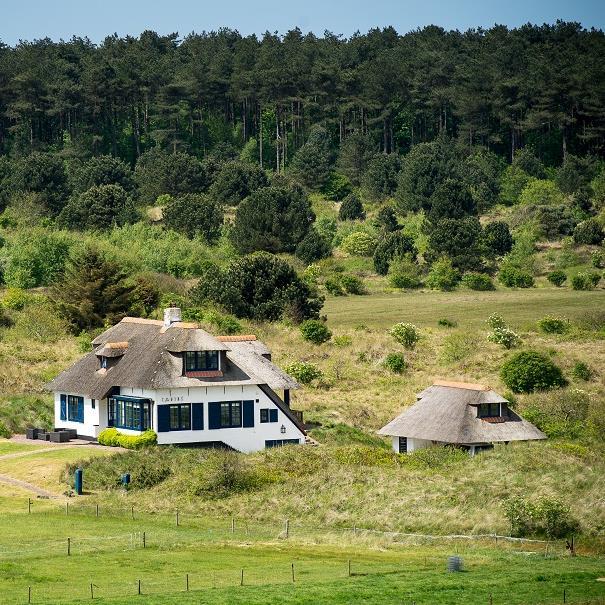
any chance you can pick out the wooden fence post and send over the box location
[131,505,134,520]
[240,569,244,586]
[291,562,295,583]
[489,593,493,605]
[28,498,31,514]
[186,573,189,591]
[90,583,94,599]
[138,580,141,595]
[563,588,566,604]
[285,519,289,538]
[28,587,31,603]
[348,559,351,577]
[96,504,99,518]
[231,517,235,533]
[66,502,69,515]
[176,510,179,527]
[67,537,71,556]
[142,531,146,548]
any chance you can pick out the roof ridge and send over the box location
[433,379,491,391]
[216,334,258,342]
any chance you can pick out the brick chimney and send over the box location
[163,306,182,328]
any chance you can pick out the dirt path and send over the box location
[0,473,57,498]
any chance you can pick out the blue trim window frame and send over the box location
[265,439,300,448]
[108,397,151,431]
[220,401,241,428]
[169,404,191,431]
[260,409,278,423]
[184,351,219,372]
[67,395,84,423]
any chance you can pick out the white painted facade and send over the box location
[54,384,304,453]
[391,436,433,453]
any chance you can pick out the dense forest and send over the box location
[0,22,604,165]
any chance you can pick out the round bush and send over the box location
[300,319,332,345]
[547,270,567,287]
[340,231,377,257]
[338,194,365,221]
[295,229,332,264]
[537,315,569,334]
[283,361,323,384]
[461,272,495,291]
[500,350,567,393]
[571,361,592,381]
[571,272,597,290]
[425,258,460,291]
[573,219,604,246]
[498,266,535,288]
[591,250,605,269]
[339,274,366,295]
[383,352,406,374]
[389,322,420,350]
[388,258,422,289]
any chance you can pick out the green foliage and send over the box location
[231,185,314,254]
[487,327,521,349]
[300,319,332,345]
[97,428,157,449]
[76,331,93,352]
[571,272,598,290]
[504,496,578,538]
[437,318,457,328]
[321,172,352,201]
[498,266,534,288]
[440,332,478,363]
[337,131,375,186]
[374,205,399,233]
[283,361,323,384]
[383,352,406,374]
[481,221,514,257]
[555,154,600,195]
[486,312,507,330]
[428,178,476,221]
[425,258,460,291]
[339,274,366,295]
[315,216,337,244]
[571,362,592,381]
[0,420,11,439]
[461,272,495,291]
[325,278,345,296]
[500,350,567,393]
[289,126,333,190]
[340,231,376,256]
[58,184,138,231]
[162,193,223,242]
[69,155,135,194]
[373,230,417,275]
[537,315,569,334]
[0,395,53,434]
[512,148,546,179]
[403,445,469,469]
[52,245,133,332]
[519,179,564,206]
[338,193,365,221]
[590,169,605,210]
[295,228,332,264]
[361,153,400,200]
[591,249,605,268]
[134,148,207,204]
[195,252,323,322]
[547,270,567,287]
[573,218,604,245]
[499,165,533,205]
[389,322,420,349]
[1,288,31,310]
[462,148,503,212]
[202,310,242,335]
[128,274,161,318]
[0,228,74,288]
[208,160,268,205]
[427,217,483,271]
[388,258,423,289]
[8,297,69,343]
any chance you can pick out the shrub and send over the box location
[338,194,365,221]
[202,310,242,335]
[322,172,352,201]
[388,258,422,289]
[295,229,332,264]
[283,362,323,384]
[340,231,377,256]
[69,155,135,194]
[519,179,564,206]
[486,312,507,330]
[362,154,400,200]
[462,272,495,291]
[0,421,11,439]
[389,322,420,349]
[437,318,457,328]
[500,350,567,393]
[1,288,31,310]
[383,352,406,374]
[573,218,604,245]
[571,362,592,381]
[325,278,345,296]
[488,327,521,349]
[208,160,268,205]
[591,249,605,269]
[440,332,478,363]
[425,258,460,291]
[163,193,223,242]
[571,272,596,290]
[97,428,157,449]
[374,205,399,233]
[547,270,567,287]
[537,315,569,334]
[339,274,366,295]
[482,221,514,257]
[300,319,332,345]
[498,266,534,288]
[373,231,417,275]
[504,496,578,538]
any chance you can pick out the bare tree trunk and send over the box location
[259,103,263,168]
[276,105,280,173]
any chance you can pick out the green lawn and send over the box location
[324,287,605,331]
[0,508,603,605]
[0,440,44,456]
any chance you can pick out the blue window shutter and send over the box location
[157,405,170,432]
[208,402,221,430]
[243,400,254,428]
[269,409,278,423]
[192,403,204,430]
[78,397,84,423]
[60,395,66,421]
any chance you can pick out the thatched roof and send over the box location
[379,382,546,445]
[46,317,298,399]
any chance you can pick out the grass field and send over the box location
[323,287,605,330]
[0,506,603,605]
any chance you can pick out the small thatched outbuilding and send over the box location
[379,380,546,455]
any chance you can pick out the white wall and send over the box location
[54,392,100,438]
[117,384,305,453]
[391,436,433,454]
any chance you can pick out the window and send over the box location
[169,404,191,431]
[220,401,241,428]
[108,397,151,431]
[260,409,278,423]
[478,403,501,418]
[92,400,96,410]
[265,439,300,448]
[67,396,84,423]
[184,351,219,372]
[398,437,408,453]
[100,356,108,369]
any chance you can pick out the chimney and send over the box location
[163,306,182,328]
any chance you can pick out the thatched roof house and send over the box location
[379,380,546,455]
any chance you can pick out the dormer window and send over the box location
[185,351,219,372]
[477,402,502,418]
[100,356,108,369]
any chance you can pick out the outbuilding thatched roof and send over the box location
[46,317,298,399]
[379,381,546,445]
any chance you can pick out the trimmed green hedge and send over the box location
[98,428,157,449]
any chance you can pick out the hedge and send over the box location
[98,428,157,449]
